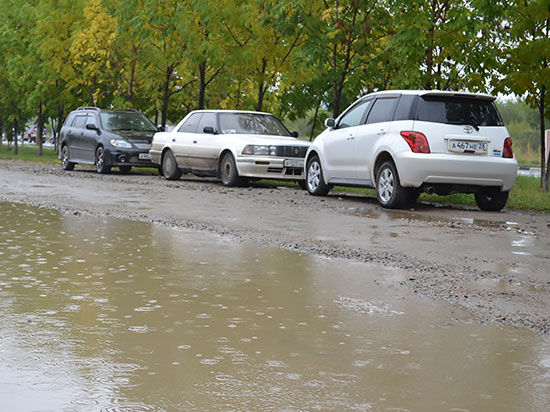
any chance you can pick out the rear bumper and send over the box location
[236,156,305,180]
[396,152,518,191]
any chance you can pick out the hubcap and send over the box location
[164,155,174,175]
[96,150,104,171]
[307,161,320,191]
[223,161,231,179]
[378,167,394,203]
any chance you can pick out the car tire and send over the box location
[60,145,75,171]
[298,180,307,190]
[475,188,509,211]
[219,152,244,187]
[376,161,407,209]
[161,150,182,180]
[95,146,111,174]
[306,155,331,196]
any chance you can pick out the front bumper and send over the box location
[396,152,518,191]
[105,148,154,168]
[236,156,305,180]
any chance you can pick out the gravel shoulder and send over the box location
[1,159,549,334]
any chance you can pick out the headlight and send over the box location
[242,145,279,156]
[110,139,132,148]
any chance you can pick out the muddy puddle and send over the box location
[0,202,549,411]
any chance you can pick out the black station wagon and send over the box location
[59,107,158,173]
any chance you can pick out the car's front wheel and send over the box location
[475,188,509,211]
[306,155,331,196]
[60,145,75,171]
[161,150,182,180]
[219,152,244,187]
[95,147,111,174]
[376,161,407,209]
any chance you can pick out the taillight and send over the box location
[400,131,430,154]
[503,137,514,158]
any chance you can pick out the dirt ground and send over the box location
[1,159,549,335]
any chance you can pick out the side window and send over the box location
[337,100,371,129]
[177,113,201,133]
[196,112,217,133]
[72,115,87,129]
[393,95,416,121]
[366,98,398,124]
[64,113,76,127]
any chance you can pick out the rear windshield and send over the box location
[100,111,157,132]
[416,96,503,127]
[218,113,291,136]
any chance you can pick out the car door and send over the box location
[186,112,219,172]
[69,115,88,161]
[355,96,399,182]
[82,114,100,162]
[171,113,202,168]
[323,100,372,180]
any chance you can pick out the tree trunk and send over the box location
[332,78,344,118]
[55,105,64,155]
[160,66,173,129]
[256,58,267,112]
[309,102,320,141]
[37,102,45,157]
[13,118,18,155]
[198,60,206,110]
[540,86,548,191]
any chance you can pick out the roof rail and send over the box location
[76,106,101,111]
[110,108,139,112]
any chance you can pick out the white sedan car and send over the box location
[305,90,518,211]
[150,110,310,186]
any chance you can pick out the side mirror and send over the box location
[290,131,299,138]
[324,118,336,128]
[86,123,98,130]
[203,126,215,134]
[157,126,165,132]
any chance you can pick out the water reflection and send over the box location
[0,202,548,411]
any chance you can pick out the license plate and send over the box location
[448,140,487,154]
[139,153,151,160]
[284,159,304,168]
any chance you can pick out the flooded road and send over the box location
[1,202,549,411]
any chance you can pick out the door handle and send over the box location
[377,129,387,135]
[80,131,84,136]
[172,138,176,142]
[193,140,198,144]
[346,135,355,141]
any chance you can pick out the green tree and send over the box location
[69,0,117,106]
[499,0,549,190]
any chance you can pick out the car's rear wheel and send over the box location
[219,152,244,187]
[95,147,111,174]
[376,161,407,209]
[475,188,509,211]
[119,165,132,173]
[60,145,75,171]
[306,155,331,196]
[162,150,182,180]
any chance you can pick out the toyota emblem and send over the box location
[463,125,474,134]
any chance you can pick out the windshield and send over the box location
[416,96,503,127]
[100,111,157,132]
[218,113,291,136]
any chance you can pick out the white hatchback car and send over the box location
[305,90,518,211]
[150,110,310,186]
